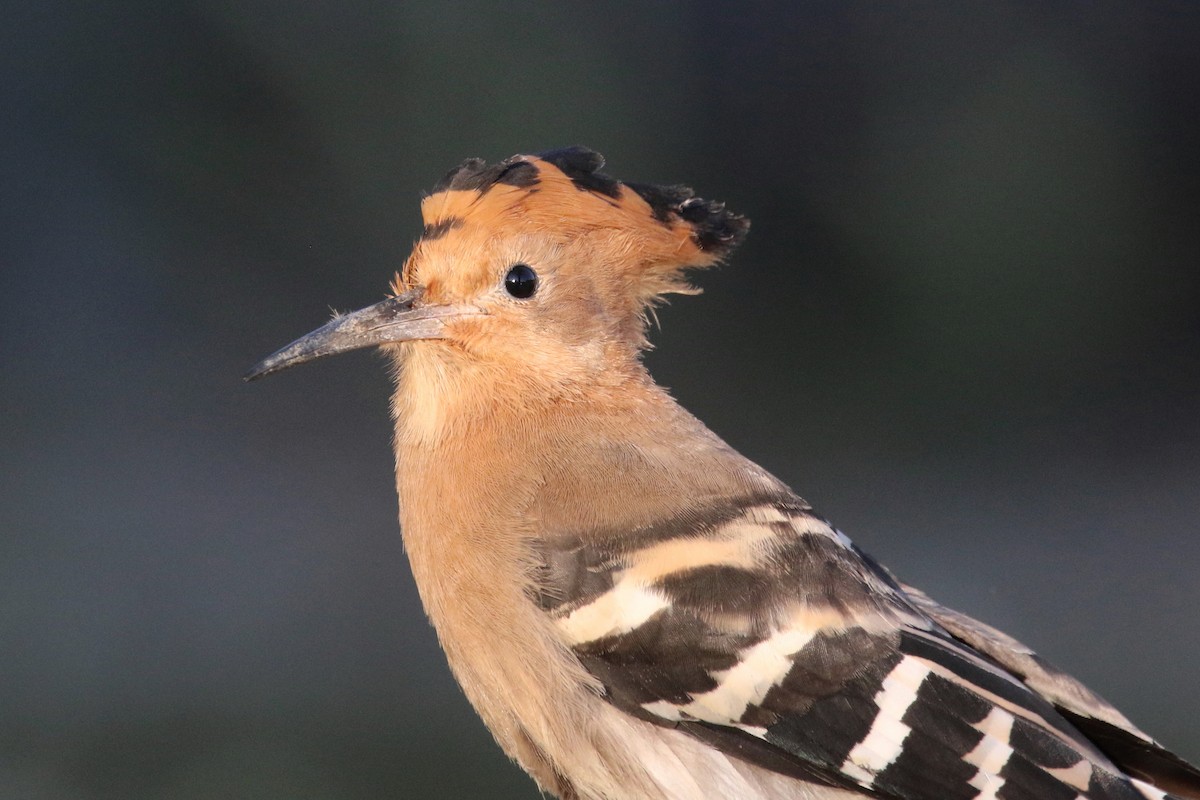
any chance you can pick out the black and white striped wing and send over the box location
[902,584,1200,800]
[535,495,1199,800]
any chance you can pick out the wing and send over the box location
[533,492,1199,800]
[902,585,1200,800]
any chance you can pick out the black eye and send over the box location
[504,263,538,299]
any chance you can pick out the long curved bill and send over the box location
[244,287,480,381]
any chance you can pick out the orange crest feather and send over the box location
[404,147,748,306]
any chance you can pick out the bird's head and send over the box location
[247,147,748,398]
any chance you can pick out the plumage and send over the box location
[248,147,1200,800]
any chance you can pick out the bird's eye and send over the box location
[504,263,538,299]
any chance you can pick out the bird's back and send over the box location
[530,438,1200,800]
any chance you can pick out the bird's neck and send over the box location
[389,342,790,600]
[386,343,794,788]
[387,344,695,781]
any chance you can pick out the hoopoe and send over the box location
[248,147,1200,800]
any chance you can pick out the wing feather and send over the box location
[904,585,1200,800]
[533,494,1198,799]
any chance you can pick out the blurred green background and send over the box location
[2,2,1198,798]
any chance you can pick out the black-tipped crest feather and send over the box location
[426,146,749,258]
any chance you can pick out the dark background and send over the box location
[3,3,1198,798]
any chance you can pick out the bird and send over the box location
[247,146,1200,800]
